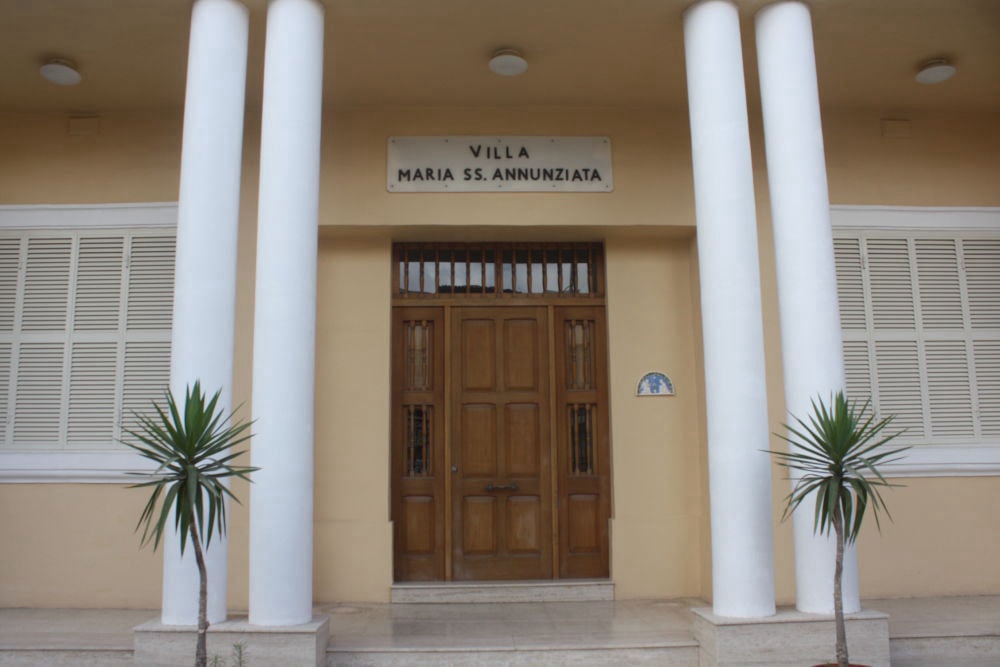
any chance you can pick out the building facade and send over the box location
[2,0,999,639]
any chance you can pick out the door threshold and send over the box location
[391,579,614,604]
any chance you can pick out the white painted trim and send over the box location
[0,203,178,230]
[831,205,1000,230]
[883,445,1000,478]
[0,450,157,483]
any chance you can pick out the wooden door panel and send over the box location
[503,318,539,390]
[507,495,542,554]
[402,496,436,554]
[462,497,498,555]
[505,403,540,475]
[391,308,446,581]
[567,493,600,553]
[555,307,611,578]
[395,302,610,582]
[460,319,496,390]
[452,306,552,580]
[459,404,497,476]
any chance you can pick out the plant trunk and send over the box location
[833,505,849,667]
[190,520,209,667]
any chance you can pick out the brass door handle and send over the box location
[485,482,520,492]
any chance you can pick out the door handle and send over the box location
[485,482,520,492]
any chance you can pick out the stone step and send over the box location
[390,579,614,604]
[327,644,699,666]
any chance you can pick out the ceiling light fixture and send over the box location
[40,58,82,86]
[489,49,528,77]
[915,58,956,85]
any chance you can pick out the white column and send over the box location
[755,0,859,614]
[683,0,776,619]
[249,0,324,627]
[163,0,248,626]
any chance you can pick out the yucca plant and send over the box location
[122,381,256,667]
[770,391,907,667]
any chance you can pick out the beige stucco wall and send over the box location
[605,234,707,599]
[314,231,394,602]
[1,106,999,609]
[0,485,161,607]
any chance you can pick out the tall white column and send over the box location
[163,0,248,626]
[249,0,324,627]
[755,0,859,615]
[683,0,776,619]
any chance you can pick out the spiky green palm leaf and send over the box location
[121,381,256,554]
[770,391,908,544]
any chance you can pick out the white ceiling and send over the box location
[2,0,998,114]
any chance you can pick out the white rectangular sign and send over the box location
[387,136,613,193]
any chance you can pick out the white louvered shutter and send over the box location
[127,236,175,330]
[834,238,867,330]
[12,342,65,446]
[0,238,18,442]
[964,240,1000,328]
[0,343,10,442]
[120,234,174,438]
[121,341,171,436]
[866,238,915,330]
[974,341,1000,436]
[2,228,175,452]
[873,340,925,437]
[74,237,124,331]
[0,238,19,332]
[836,229,1000,448]
[12,238,72,446]
[67,342,118,446]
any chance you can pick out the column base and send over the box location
[691,606,889,667]
[134,615,329,667]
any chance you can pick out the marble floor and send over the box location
[0,595,998,665]
[319,598,699,651]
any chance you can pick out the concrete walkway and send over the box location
[0,596,998,666]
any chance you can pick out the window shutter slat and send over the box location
[67,342,118,447]
[915,239,964,328]
[974,341,1000,436]
[843,340,872,402]
[121,341,171,436]
[74,237,124,331]
[0,343,10,435]
[866,238,915,330]
[963,240,1000,328]
[834,238,866,330]
[873,341,924,437]
[21,238,72,331]
[127,236,175,330]
[0,238,21,332]
[12,342,65,445]
[925,340,975,436]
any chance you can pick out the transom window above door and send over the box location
[394,243,604,298]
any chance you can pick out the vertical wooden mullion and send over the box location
[527,245,533,295]
[547,304,560,578]
[587,243,594,296]
[442,305,453,580]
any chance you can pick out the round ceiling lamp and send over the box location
[40,58,82,86]
[915,58,956,85]
[489,49,528,77]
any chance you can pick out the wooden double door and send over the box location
[392,305,610,581]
